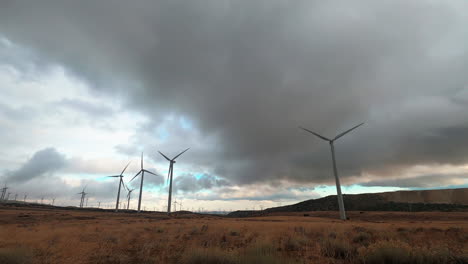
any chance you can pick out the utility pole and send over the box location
[23,194,27,202]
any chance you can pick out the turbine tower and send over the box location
[158,148,190,214]
[130,153,159,212]
[106,161,131,212]
[299,122,364,220]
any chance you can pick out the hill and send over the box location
[228,188,468,217]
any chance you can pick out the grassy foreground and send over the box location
[0,208,466,263]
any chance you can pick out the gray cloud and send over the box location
[54,98,115,118]
[1,1,468,188]
[0,148,137,205]
[5,148,67,183]
[360,173,467,188]
[174,173,231,193]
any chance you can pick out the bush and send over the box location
[359,241,458,264]
[181,249,237,264]
[283,237,302,251]
[181,244,297,264]
[353,232,371,245]
[320,238,356,259]
[0,247,33,264]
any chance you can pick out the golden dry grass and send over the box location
[0,207,466,263]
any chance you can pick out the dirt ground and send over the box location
[0,206,467,263]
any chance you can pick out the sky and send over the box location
[0,0,467,211]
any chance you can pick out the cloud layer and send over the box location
[1,0,468,192]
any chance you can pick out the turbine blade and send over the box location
[121,179,128,191]
[120,161,132,175]
[143,170,158,176]
[299,127,331,141]
[130,171,142,182]
[334,122,364,140]
[173,148,190,160]
[107,175,120,178]
[158,151,171,162]
[166,164,172,184]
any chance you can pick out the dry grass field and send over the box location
[0,206,467,264]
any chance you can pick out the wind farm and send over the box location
[2,0,468,263]
[1,147,467,264]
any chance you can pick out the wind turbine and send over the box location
[158,148,190,213]
[299,122,364,220]
[78,186,87,208]
[0,184,8,200]
[126,188,135,210]
[106,161,131,212]
[130,153,160,212]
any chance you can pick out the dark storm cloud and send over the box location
[360,173,467,188]
[1,1,468,187]
[5,148,68,183]
[174,173,231,193]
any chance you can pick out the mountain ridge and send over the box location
[228,188,468,217]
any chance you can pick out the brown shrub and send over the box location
[353,232,372,246]
[359,240,458,264]
[0,247,33,264]
[320,237,356,259]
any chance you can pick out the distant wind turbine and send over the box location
[77,186,87,208]
[106,161,131,212]
[0,184,8,200]
[299,122,364,220]
[130,153,160,212]
[158,148,190,213]
[126,187,135,210]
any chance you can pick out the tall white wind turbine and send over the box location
[158,148,189,214]
[106,161,131,212]
[130,153,159,212]
[299,122,364,220]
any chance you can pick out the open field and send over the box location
[0,206,467,264]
